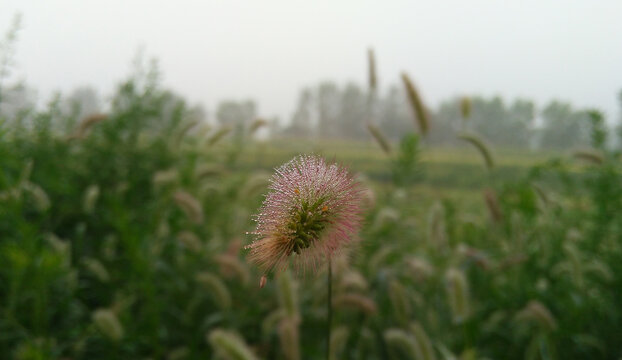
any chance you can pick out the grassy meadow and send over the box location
[1,68,622,360]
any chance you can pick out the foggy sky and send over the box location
[3,0,622,123]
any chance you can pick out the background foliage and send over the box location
[1,20,622,360]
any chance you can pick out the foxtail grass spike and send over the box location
[153,169,180,187]
[246,155,364,275]
[368,48,377,92]
[196,272,232,310]
[177,231,203,253]
[410,322,437,360]
[401,73,429,135]
[174,119,198,146]
[356,328,376,359]
[46,233,70,255]
[173,190,203,224]
[78,113,107,135]
[19,160,33,185]
[361,187,376,210]
[196,164,226,180]
[458,132,494,169]
[515,300,557,332]
[46,233,71,266]
[68,113,107,140]
[531,183,550,207]
[368,245,394,274]
[195,123,211,139]
[207,329,258,360]
[240,173,270,199]
[262,309,286,336]
[92,309,123,341]
[573,149,604,164]
[585,260,613,282]
[226,238,243,256]
[216,254,250,285]
[207,126,231,146]
[329,326,349,360]
[384,328,424,360]
[83,184,100,214]
[22,182,50,212]
[428,201,447,249]
[460,97,471,119]
[367,123,392,154]
[249,118,268,134]
[339,271,368,292]
[460,349,477,360]
[372,207,400,229]
[332,293,377,315]
[83,258,110,282]
[483,188,503,223]
[436,343,458,360]
[407,257,435,282]
[446,268,470,324]
[389,279,412,324]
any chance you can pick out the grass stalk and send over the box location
[326,257,333,360]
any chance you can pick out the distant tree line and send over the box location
[276,81,622,149]
[0,15,619,150]
[3,79,622,150]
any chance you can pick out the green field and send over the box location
[1,79,621,360]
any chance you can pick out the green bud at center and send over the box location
[288,200,330,255]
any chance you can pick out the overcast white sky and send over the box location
[3,0,622,123]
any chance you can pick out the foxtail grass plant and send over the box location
[458,132,495,170]
[207,329,258,360]
[401,73,429,136]
[92,308,123,342]
[366,48,379,131]
[384,328,424,359]
[410,322,437,360]
[249,118,269,134]
[246,155,364,360]
[573,149,604,165]
[367,122,392,154]
[207,126,232,146]
[173,190,203,224]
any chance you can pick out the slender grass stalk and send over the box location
[326,258,333,360]
[277,270,298,319]
[368,48,377,92]
[460,96,471,120]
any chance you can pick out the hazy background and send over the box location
[3,0,622,123]
[3,2,622,359]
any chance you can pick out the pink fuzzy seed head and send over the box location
[246,155,364,275]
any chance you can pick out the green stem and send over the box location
[326,257,333,360]
[462,321,471,350]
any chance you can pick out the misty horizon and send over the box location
[3,1,622,124]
